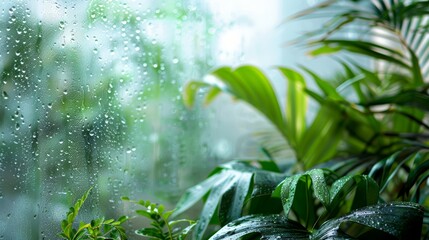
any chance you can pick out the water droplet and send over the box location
[2,91,8,99]
[59,21,65,30]
[9,6,16,15]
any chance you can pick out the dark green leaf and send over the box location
[327,175,379,220]
[209,215,309,240]
[219,172,252,225]
[192,173,237,240]
[350,176,379,211]
[313,202,424,240]
[280,169,329,225]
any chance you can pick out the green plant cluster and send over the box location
[61,0,429,239]
[121,197,196,240]
[59,188,128,240]
[59,189,195,240]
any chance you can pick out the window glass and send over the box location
[0,1,322,238]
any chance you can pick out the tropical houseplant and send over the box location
[175,0,429,238]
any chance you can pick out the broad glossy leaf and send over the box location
[219,172,252,225]
[174,160,286,239]
[292,176,317,229]
[280,174,301,216]
[248,166,286,215]
[313,202,424,240]
[308,169,330,206]
[279,169,330,224]
[350,175,379,211]
[210,203,423,240]
[192,173,240,240]
[209,215,309,240]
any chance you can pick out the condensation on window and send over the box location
[0,0,316,239]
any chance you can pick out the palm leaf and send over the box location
[184,66,286,138]
[279,67,308,149]
[362,90,429,112]
[299,103,345,168]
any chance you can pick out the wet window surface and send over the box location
[0,1,314,239]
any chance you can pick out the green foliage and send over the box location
[184,66,285,137]
[59,188,128,240]
[210,202,424,240]
[172,160,285,239]
[59,190,197,240]
[121,198,196,240]
[273,169,379,228]
[178,0,429,239]
[184,66,347,169]
[58,0,429,239]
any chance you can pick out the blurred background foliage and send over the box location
[0,0,220,239]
